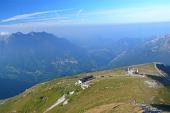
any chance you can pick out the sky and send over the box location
[0,0,170,34]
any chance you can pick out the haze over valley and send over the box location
[0,0,170,113]
[0,30,170,99]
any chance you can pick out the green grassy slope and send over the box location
[0,63,170,113]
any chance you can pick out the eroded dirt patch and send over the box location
[85,103,143,113]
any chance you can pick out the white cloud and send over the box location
[1,5,170,30]
[1,11,49,23]
[0,8,75,23]
[82,5,170,24]
[76,9,83,17]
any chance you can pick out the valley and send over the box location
[1,1,170,113]
[1,31,170,100]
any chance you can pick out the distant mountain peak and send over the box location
[28,31,49,35]
[0,31,11,36]
[0,31,11,42]
[143,33,170,52]
[15,32,23,35]
[11,32,56,39]
[164,33,170,38]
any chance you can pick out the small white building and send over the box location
[75,75,95,90]
[78,75,95,84]
[128,67,139,75]
[78,79,83,84]
[75,75,95,86]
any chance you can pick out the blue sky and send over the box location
[1,0,170,32]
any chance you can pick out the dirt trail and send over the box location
[43,95,66,113]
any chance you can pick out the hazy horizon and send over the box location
[1,22,170,40]
[1,0,170,39]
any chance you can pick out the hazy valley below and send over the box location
[0,31,170,99]
[1,1,170,112]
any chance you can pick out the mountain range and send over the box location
[0,32,96,98]
[0,32,94,83]
[1,31,170,99]
[110,34,170,67]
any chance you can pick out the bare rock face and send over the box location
[145,33,170,52]
[110,33,170,67]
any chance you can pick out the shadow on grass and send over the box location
[156,64,170,77]
[146,74,170,87]
[143,63,170,87]
[151,104,170,112]
[146,64,170,112]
